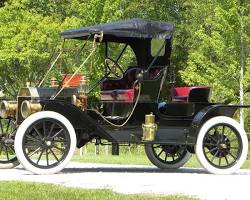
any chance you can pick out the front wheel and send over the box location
[0,118,19,168]
[196,116,248,174]
[14,111,76,174]
[145,144,191,169]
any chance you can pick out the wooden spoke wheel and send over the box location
[15,111,76,174]
[145,144,191,169]
[0,118,19,169]
[196,116,248,174]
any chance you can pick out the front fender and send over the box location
[187,104,238,144]
[43,100,116,143]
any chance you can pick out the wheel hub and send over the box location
[0,135,14,145]
[161,145,181,154]
[41,136,53,148]
[4,138,14,145]
[219,143,227,149]
[45,141,52,147]
[205,134,231,157]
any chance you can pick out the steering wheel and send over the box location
[105,57,124,78]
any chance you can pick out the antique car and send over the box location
[0,19,249,174]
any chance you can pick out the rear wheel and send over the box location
[0,118,19,169]
[14,111,76,174]
[145,144,191,169]
[196,116,248,174]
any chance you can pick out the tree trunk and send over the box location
[239,8,245,128]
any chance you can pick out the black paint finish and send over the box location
[41,98,250,149]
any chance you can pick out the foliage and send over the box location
[0,13,55,96]
[0,1,82,97]
[0,0,249,126]
[180,0,250,103]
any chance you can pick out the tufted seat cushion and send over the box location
[100,67,141,102]
[100,66,164,102]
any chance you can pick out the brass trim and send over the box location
[0,101,17,119]
[21,100,42,119]
[142,113,157,141]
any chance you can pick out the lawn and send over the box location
[0,181,197,200]
[72,144,250,169]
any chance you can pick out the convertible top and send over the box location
[61,18,174,41]
[61,19,174,67]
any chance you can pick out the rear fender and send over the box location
[187,105,238,144]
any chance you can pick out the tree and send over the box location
[238,0,250,127]
[0,8,57,96]
[180,0,249,105]
[0,0,249,116]
[0,0,7,7]
[0,0,83,97]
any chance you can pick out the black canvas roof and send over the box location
[61,19,174,67]
[61,18,175,41]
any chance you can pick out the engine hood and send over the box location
[18,87,78,99]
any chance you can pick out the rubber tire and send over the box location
[0,160,19,169]
[145,144,191,169]
[14,111,76,175]
[0,119,19,169]
[196,116,248,175]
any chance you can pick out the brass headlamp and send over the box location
[21,100,42,119]
[0,101,17,119]
[72,76,89,110]
[80,76,89,94]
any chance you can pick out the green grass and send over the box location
[73,152,250,169]
[0,181,197,200]
[72,145,250,169]
[72,153,152,166]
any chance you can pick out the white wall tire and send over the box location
[0,118,19,169]
[196,116,248,174]
[14,111,76,174]
[145,144,191,169]
[0,159,19,169]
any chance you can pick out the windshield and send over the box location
[106,42,137,72]
[38,35,138,99]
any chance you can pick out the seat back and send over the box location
[189,87,211,102]
[100,66,165,103]
[100,67,141,91]
[171,86,211,102]
[148,67,163,79]
[171,87,191,102]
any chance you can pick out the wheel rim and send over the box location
[22,118,71,169]
[0,118,17,164]
[202,123,243,169]
[151,144,187,165]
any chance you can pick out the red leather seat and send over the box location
[171,86,211,102]
[100,67,163,102]
[100,67,141,103]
